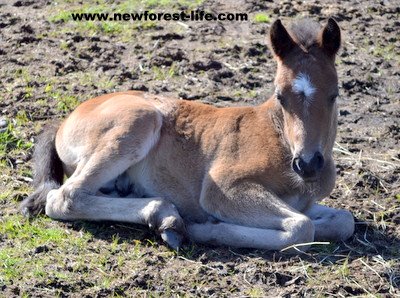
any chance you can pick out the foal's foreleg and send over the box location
[199,177,315,250]
[304,203,354,241]
[187,219,314,251]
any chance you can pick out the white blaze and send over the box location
[292,73,316,102]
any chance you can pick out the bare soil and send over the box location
[0,0,399,297]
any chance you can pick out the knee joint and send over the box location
[45,185,89,220]
[45,189,71,219]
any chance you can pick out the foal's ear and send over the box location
[319,18,341,57]
[269,19,296,59]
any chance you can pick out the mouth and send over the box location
[302,177,318,184]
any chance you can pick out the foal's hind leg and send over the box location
[47,189,185,249]
[304,203,354,241]
[45,112,185,249]
[46,158,185,249]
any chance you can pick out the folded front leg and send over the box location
[199,174,315,250]
[187,217,314,251]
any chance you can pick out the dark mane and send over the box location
[288,19,321,50]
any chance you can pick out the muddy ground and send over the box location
[0,0,399,297]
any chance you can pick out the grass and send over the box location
[372,43,399,63]
[0,214,143,291]
[0,124,33,157]
[152,64,178,81]
[253,13,270,23]
[4,69,99,115]
[337,257,350,278]
[360,38,400,65]
[54,94,80,113]
[246,287,265,297]
[0,215,90,283]
[0,215,67,244]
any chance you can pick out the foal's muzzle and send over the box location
[292,152,324,180]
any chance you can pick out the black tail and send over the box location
[20,122,64,217]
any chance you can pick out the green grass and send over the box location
[0,189,14,202]
[42,80,80,112]
[253,13,270,23]
[55,94,80,113]
[1,215,68,245]
[246,287,265,297]
[0,214,94,284]
[233,89,258,100]
[2,67,106,117]
[361,38,400,65]
[396,194,400,202]
[0,124,33,157]
[0,208,163,292]
[152,64,177,81]
[372,44,399,63]
[0,248,21,282]
[337,257,350,278]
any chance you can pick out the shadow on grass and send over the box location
[63,214,400,291]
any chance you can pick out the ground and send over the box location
[0,0,399,297]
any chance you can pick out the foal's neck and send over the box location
[257,95,289,146]
[259,95,284,125]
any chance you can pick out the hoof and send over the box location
[20,194,45,218]
[161,229,183,251]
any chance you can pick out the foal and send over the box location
[21,18,354,251]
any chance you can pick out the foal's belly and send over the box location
[126,158,210,223]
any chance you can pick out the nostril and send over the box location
[292,157,305,175]
[314,152,324,170]
[293,153,324,179]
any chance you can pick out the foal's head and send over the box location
[269,18,341,183]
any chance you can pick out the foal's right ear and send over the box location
[269,19,296,59]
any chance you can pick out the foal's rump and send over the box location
[20,91,165,216]
[54,92,166,179]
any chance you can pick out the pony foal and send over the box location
[21,18,355,251]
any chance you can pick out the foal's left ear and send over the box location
[319,18,341,57]
[269,19,296,59]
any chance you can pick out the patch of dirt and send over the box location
[0,0,399,297]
